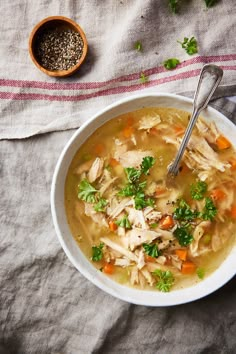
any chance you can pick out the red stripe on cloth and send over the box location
[0,54,236,91]
[0,66,235,102]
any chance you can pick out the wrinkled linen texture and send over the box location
[0,0,236,353]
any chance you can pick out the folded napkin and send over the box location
[0,0,236,139]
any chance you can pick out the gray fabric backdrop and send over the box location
[0,0,236,353]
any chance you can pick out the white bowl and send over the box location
[51,93,236,306]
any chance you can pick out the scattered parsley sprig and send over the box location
[91,243,104,261]
[163,58,180,70]
[153,269,175,292]
[143,243,161,258]
[178,37,198,55]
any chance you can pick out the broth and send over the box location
[65,107,236,292]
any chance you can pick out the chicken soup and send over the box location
[65,107,236,292]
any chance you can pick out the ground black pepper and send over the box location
[35,28,84,71]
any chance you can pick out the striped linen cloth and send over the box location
[0,0,236,139]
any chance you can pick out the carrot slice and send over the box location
[210,189,226,202]
[103,263,115,274]
[173,125,184,135]
[179,163,190,174]
[126,116,134,126]
[230,205,236,219]
[216,135,231,150]
[175,249,188,261]
[229,158,236,171]
[149,127,159,136]
[109,221,118,231]
[122,125,134,138]
[181,261,196,274]
[145,255,156,262]
[109,158,119,167]
[155,186,166,197]
[159,215,175,230]
[94,143,105,156]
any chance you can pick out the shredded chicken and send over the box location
[88,157,104,183]
[126,207,148,229]
[114,150,154,168]
[84,203,108,227]
[190,221,211,257]
[140,267,155,286]
[100,237,139,262]
[127,228,162,250]
[138,114,161,130]
[114,257,131,267]
[107,198,133,218]
[196,118,220,144]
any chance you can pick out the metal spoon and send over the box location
[167,64,223,178]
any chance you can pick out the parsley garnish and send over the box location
[163,58,180,70]
[141,156,156,175]
[150,222,159,229]
[205,0,217,7]
[174,199,199,221]
[196,267,205,279]
[143,243,161,258]
[168,0,179,13]
[91,243,104,261]
[115,215,131,229]
[134,40,143,52]
[153,269,175,292]
[78,179,97,203]
[94,198,108,212]
[201,197,217,221]
[140,72,149,84]
[117,183,137,197]
[191,181,207,200]
[174,226,193,246]
[125,167,141,183]
[118,156,156,210]
[178,37,198,55]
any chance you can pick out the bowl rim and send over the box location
[51,92,236,306]
[28,16,88,77]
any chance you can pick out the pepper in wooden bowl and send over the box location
[29,16,88,77]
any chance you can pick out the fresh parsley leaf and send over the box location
[91,243,104,261]
[78,179,97,203]
[143,243,161,258]
[145,197,155,207]
[94,198,108,212]
[201,197,217,221]
[141,156,156,175]
[134,191,147,210]
[140,72,149,84]
[117,183,136,197]
[168,0,179,13]
[191,181,207,200]
[174,199,199,221]
[134,40,143,52]
[150,222,159,229]
[163,58,180,70]
[115,215,131,229]
[174,226,193,246]
[124,167,141,184]
[153,269,175,292]
[205,0,217,7]
[196,267,205,279]
[178,37,198,55]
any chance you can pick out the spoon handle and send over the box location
[168,64,223,176]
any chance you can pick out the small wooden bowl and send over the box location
[29,16,88,78]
